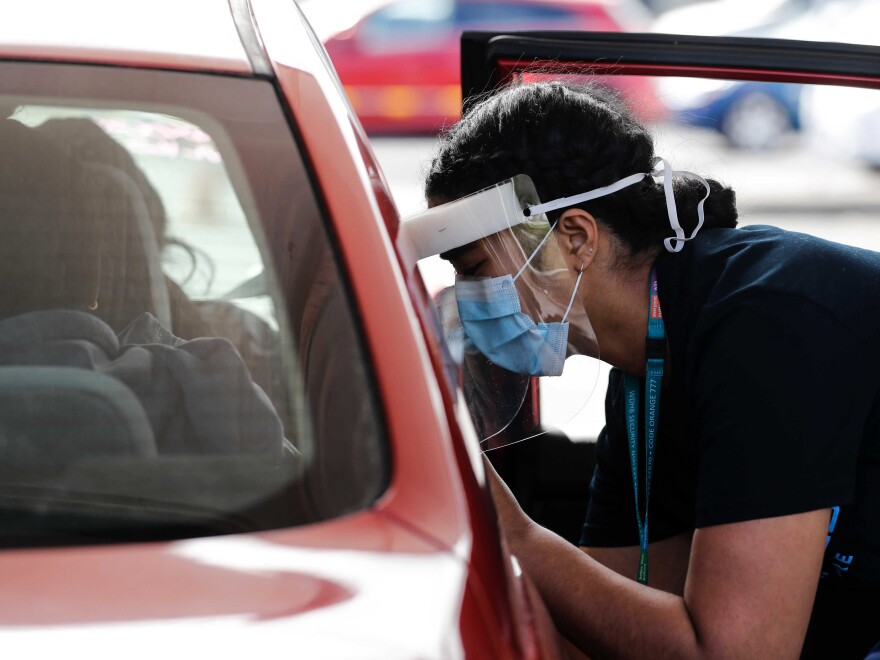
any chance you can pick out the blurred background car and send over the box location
[650,0,814,36]
[783,0,880,167]
[317,0,662,134]
[649,0,866,150]
[650,0,813,150]
[658,78,803,150]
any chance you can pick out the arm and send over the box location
[581,531,692,596]
[488,457,827,659]
[508,299,859,656]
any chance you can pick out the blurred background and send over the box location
[300,0,880,441]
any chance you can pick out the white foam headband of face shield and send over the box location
[397,178,528,266]
[525,158,711,254]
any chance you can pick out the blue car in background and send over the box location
[650,0,813,149]
[663,78,803,150]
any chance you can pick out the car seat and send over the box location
[35,118,172,333]
[0,366,157,466]
[84,162,173,332]
[0,365,162,546]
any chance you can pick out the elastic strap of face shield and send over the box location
[511,217,583,325]
[522,159,711,255]
[512,220,559,282]
[654,158,710,253]
[523,171,648,218]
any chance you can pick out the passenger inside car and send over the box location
[0,117,288,457]
[35,116,288,419]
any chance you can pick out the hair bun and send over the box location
[673,177,738,234]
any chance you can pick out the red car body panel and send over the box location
[0,0,252,73]
[0,1,563,657]
[0,514,468,657]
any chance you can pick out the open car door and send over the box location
[461,29,880,545]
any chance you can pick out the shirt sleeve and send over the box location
[693,294,869,527]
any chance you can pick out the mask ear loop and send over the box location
[560,266,584,323]
[512,220,559,282]
[654,158,711,254]
[511,220,583,323]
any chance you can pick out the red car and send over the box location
[321,0,663,133]
[0,0,562,657]
[4,0,880,657]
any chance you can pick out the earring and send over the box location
[87,299,99,311]
[588,247,594,253]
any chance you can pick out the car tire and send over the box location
[721,90,792,150]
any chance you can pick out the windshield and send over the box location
[0,62,386,547]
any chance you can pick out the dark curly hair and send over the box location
[425,81,738,260]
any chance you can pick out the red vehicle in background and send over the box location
[321,0,663,133]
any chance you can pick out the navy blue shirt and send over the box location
[581,226,880,658]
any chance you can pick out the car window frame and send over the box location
[0,58,391,542]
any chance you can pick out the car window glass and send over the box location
[0,63,387,547]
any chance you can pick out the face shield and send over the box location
[397,159,710,449]
[397,175,601,446]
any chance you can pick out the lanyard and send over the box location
[623,269,665,585]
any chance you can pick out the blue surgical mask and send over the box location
[454,228,584,377]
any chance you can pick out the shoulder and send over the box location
[659,226,880,347]
[662,225,880,285]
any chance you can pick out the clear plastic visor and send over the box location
[399,175,600,448]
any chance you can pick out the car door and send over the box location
[458,30,880,544]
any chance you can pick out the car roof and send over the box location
[0,0,253,73]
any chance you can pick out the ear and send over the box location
[557,208,599,270]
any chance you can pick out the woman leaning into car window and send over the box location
[402,81,880,659]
